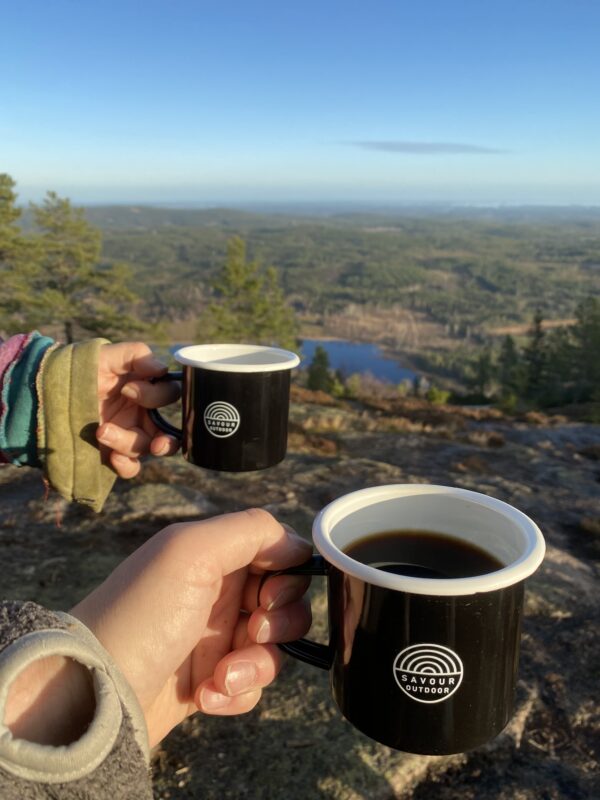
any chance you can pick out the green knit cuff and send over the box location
[40,339,115,513]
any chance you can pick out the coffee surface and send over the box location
[343,529,504,579]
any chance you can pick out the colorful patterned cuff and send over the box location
[0,333,55,467]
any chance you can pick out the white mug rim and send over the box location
[312,484,545,596]
[174,343,300,373]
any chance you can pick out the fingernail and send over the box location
[281,522,298,536]
[121,384,138,400]
[98,425,115,444]
[224,661,258,695]
[148,358,167,373]
[267,577,308,611]
[198,688,232,711]
[155,441,169,456]
[256,615,290,644]
[255,618,272,644]
[288,531,311,551]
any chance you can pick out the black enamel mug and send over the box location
[274,485,545,755]
[150,344,300,471]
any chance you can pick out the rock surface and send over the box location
[0,393,598,799]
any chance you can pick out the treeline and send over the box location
[304,302,600,415]
[0,174,144,342]
[6,177,600,339]
[3,173,599,416]
[466,302,600,410]
[0,174,296,349]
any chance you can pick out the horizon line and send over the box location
[15,199,600,210]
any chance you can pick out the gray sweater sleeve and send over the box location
[0,601,152,799]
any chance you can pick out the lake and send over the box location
[301,339,416,384]
[168,339,417,384]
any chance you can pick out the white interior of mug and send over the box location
[313,484,545,596]
[175,344,300,373]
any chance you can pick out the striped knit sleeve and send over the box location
[0,332,55,467]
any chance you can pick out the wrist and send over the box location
[5,654,96,746]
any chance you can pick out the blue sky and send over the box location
[2,0,600,205]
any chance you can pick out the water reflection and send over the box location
[301,339,416,383]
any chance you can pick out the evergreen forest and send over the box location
[3,174,599,414]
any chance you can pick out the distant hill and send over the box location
[82,203,600,228]
[82,205,291,230]
[89,207,600,328]
[18,204,600,332]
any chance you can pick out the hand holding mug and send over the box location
[6,510,313,749]
[96,342,181,478]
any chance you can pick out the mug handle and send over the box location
[147,371,184,440]
[261,554,333,671]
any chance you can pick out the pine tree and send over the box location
[1,180,144,342]
[571,297,600,400]
[0,175,39,329]
[199,236,297,349]
[542,327,575,405]
[523,310,547,400]
[0,174,22,239]
[497,335,524,396]
[258,266,297,348]
[307,345,334,393]
[470,346,494,398]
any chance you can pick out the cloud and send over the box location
[350,141,507,155]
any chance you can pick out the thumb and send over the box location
[101,342,168,379]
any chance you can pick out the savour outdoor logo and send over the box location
[203,401,241,438]
[393,643,463,704]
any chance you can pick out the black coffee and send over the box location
[344,530,504,579]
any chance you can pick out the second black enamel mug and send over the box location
[150,343,300,472]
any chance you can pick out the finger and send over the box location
[101,342,168,379]
[97,423,152,458]
[211,643,283,697]
[241,573,311,613]
[149,434,180,457]
[109,452,141,479]
[164,509,312,579]
[248,598,312,645]
[196,683,262,716]
[121,378,181,409]
[259,573,311,611]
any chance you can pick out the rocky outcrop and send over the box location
[1,395,598,799]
